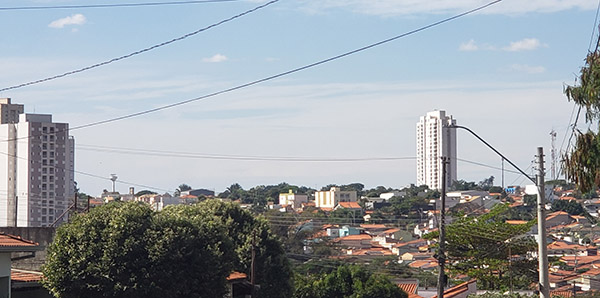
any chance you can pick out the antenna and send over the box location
[110,174,118,193]
[550,130,557,180]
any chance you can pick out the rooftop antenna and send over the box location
[550,130,557,180]
[110,174,117,193]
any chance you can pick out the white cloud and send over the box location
[459,39,479,51]
[202,54,228,63]
[48,14,87,29]
[508,64,546,74]
[298,0,597,16]
[503,38,544,52]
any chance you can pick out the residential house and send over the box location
[278,190,308,211]
[0,233,42,298]
[333,234,373,250]
[431,279,477,298]
[180,189,215,197]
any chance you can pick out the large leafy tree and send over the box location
[563,44,600,192]
[294,265,407,298]
[42,200,292,298]
[426,204,537,290]
[189,200,293,298]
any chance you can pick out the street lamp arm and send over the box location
[447,124,536,184]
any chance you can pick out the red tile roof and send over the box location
[335,234,372,241]
[11,270,42,282]
[0,233,38,248]
[360,224,387,229]
[431,279,476,298]
[397,283,417,294]
[337,202,362,209]
[550,290,572,298]
[505,220,528,225]
[227,272,247,281]
[408,258,438,269]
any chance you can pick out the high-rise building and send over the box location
[0,98,24,124]
[416,110,457,190]
[0,112,74,227]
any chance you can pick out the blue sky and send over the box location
[0,0,597,195]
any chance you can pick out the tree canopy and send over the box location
[293,265,407,298]
[563,46,600,192]
[426,204,537,290]
[42,200,292,298]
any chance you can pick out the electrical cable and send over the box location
[0,0,280,93]
[0,0,241,11]
[0,0,502,140]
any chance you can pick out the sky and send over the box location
[0,0,597,196]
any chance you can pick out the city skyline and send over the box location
[0,0,594,195]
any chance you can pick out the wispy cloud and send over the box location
[459,39,478,51]
[298,0,597,16]
[508,64,546,74]
[48,14,87,29]
[503,38,544,52]
[459,38,545,52]
[202,54,228,63]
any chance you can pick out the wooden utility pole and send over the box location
[437,156,448,298]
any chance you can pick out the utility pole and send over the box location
[537,147,550,298]
[251,230,256,298]
[437,156,448,298]
[550,130,557,180]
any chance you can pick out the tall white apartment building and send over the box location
[0,112,74,227]
[416,110,457,190]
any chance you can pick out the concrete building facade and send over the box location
[0,112,74,227]
[416,110,457,190]
[314,187,357,210]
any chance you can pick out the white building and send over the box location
[416,110,457,190]
[278,190,308,210]
[314,187,357,210]
[0,112,74,227]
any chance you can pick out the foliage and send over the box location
[293,265,407,298]
[563,48,600,192]
[467,293,537,298]
[426,204,537,290]
[451,179,478,191]
[173,183,192,196]
[551,199,586,215]
[43,200,293,298]
[135,189,157,196]
[189,200,294,298]
[364,185,394,197]
[42,202,234,298]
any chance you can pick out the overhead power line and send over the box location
[0,0,502,146]
[0,0,241,11]
[76,144,415,162]
[66,0,502,132]
[0,0,280,93]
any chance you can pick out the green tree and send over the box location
[42,201,292,298]
[194,200,293,298]
[294,265,407,298]
[135,189,157,196]
[42,202,234,298]
[551,199,584,214]
[173,183,192,196]
[563,45,600,192]
[426,204,537,290]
